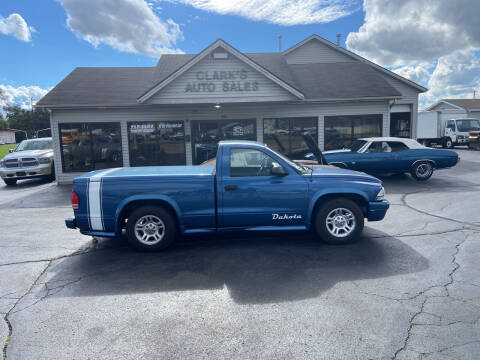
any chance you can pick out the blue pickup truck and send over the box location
[66,141,389,251]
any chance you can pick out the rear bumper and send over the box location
[65,217,77,229]
[367,200,389,221]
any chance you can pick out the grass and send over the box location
[0,144,17,160]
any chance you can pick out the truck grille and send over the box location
[4,158,39,168]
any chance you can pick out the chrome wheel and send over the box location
[416,163,433,178]
[326,208,356,238]
[134,215,165,245]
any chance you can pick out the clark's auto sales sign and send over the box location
[185,69,259,93]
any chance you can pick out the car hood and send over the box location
[309,165,381,184]
[2,149,53,160]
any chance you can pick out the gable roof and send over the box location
[284,34,427,93]
[426,99,480,111]
[138,39,305,103]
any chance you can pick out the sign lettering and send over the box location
[185,69,259,93]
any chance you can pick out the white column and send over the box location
[185,119,193,165]
[120,121,130,167]
[256,115,263,143]
[318,115,325,151]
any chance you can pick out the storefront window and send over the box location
[324,114,382,150]
[263,117,317,159]
[191,119,256,164]
[128,121,185,166]
[59,123,122,173]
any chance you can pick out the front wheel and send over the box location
[443,138,453,149]
[125,206,176,251]
[410,161,434,181]
[314,198,364,245]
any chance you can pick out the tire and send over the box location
[314,198,364,245]
[3,178,17,186]
[125,206,176,251]
[43,164,56,182]
[410,161,434,181]
[444,138,453,149]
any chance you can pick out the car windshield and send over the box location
[267,147,308,174]
[456,119,480,132]
[347,140,367,152]
[15,139,52,151]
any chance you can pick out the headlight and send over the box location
[38,157,51,164]
[376,187,385,201]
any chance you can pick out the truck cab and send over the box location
[66,141,389,251]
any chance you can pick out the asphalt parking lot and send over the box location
[1,149,479,360]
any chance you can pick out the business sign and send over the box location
[185,69,259,93]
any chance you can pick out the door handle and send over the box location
[224,185,238,191]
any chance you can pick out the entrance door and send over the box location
[390,112,411,138]
[220,147,308,228]
[191,119,256,164]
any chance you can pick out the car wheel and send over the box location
[314,198,364,245]
[125,206,176,251]
[444,138,453,149]
[411,161,434,181]
[43,164,56,182]
[3,178,17,186]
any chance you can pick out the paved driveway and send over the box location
[1,150,479,359]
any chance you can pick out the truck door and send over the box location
[219,147,308,228]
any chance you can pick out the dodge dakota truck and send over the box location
[65,141,389,251]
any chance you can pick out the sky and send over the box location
[1,0,479,111]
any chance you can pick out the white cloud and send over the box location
[393,63,434,88]
[174,0,359,25]
[58,0,184,57]
[0,13,34,42]
[346,0,480,67]
[0,85,50,110]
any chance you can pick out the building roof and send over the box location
[442,99,480,111]
[37,35,411,108]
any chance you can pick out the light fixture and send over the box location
[214,104,221,109]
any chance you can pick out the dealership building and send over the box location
[36,34,426,183]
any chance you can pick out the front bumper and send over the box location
[0,163,52,179]
[367,200,390,221]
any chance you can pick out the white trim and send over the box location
[283,34,427,93]
[138,39,305,103]
[426,100,466,111]
[88,181,103,231]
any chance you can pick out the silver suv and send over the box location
[0,138,55,186]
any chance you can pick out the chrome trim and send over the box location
[412,159,437,168]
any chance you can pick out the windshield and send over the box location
[456,119,480,132]
[347,140,367,152]
[15,139,52,152]
[267,147,308,174]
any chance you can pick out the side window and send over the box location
[447,121,456,131]
[387,141,409,152]
[230,148,282,177]
[367,142,383,153]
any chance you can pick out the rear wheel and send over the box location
[410,161,434,181]
[314,198,364,245]
[3,178,17,186]
[125,206,176,251]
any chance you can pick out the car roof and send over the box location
[359,137,425,149]
[23,137,52,141]
[219,140,266,147]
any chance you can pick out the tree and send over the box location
[0,89,8,130]
[3,105,51,141]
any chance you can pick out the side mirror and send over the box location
[8,149,14,153]
[271,164,288,176]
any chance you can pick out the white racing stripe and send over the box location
[88,168,119,231]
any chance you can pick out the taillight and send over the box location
[71,190,79,210]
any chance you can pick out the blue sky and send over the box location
[1,0,479,110]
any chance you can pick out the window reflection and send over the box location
[128,121,185,166]
[59,123,122,173]
[324,114,382,150]
[192,119,256,164]
[263,117,317,159]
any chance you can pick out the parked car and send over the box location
[65,140,389,251]
[322,137,459,181]
[0,138,55,186]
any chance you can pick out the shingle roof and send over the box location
[443,99,480,110]
[37,67,155,106]
[38,52,401,107]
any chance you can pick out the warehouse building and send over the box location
[425,99,480,121]
[36,34,427,183]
